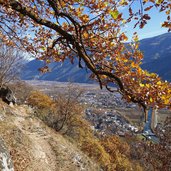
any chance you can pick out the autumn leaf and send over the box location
[140,83,145,87]
[156,0,163,5]
[110,10,119,20]
[83,32,89,39]
[157,81,162,85]
[120,33,128,41]
[166,10,170,15]
[143,14,151,20]
[144,6,153,11]
[143,0,149,3]
[80,14,89,22]
[150,97,153,102]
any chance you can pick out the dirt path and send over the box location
[11,106,57,171]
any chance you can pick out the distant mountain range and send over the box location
[21,33,171,82]
[21,58,92,83]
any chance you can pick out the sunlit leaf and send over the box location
[140,83,145,87]
[156,0,163,5]
[110,10,119,20]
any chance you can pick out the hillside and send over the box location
[140,33,171,81]
[0,101,99,171]
[21,33,171,82]
[140,33,171,62]
[22,58,92,83]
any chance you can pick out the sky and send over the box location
[122,3,169,40]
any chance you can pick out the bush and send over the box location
[26,85,86,134]
[101,136,143,171]
[71,118,110,169]
[27,90,54,109]
[51,95,84,133]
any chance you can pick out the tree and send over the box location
[0,43,24,87]
[28,84,85,135]
[0,0,171,110]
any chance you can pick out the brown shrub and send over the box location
[101,136,143,171]
[27,90,54,109]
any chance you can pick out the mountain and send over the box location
[21,33,171,82]
[22,58,92,83]
[140,33,171,62]
[140,33,171,81]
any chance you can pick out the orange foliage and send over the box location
[101,136,133,171]
[27,91,53,109]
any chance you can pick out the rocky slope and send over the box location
[0,101,100,171]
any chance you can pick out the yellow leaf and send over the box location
[110,42,115,46]
[156,0,163,5]
[150,97,153,102]
[120,0,128,5]
[83,32,89,39]
[104,2,108,7]
[157,81,162,85]
[145,72,151,77]
[133,35,139,42]
[140,83,145,87]
[131,62,137,68]
[123,59,128,63]
[122,19,127,24]
[146,84,150,88]
[164,98,170,104]
[166,10,170,15]
[46,59,51,64]
[40,46,46,51]
[110,10,119,20]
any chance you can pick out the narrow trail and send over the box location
[12,106,58,171]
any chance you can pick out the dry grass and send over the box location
[0,107,31,171]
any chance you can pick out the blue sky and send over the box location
[122,4,168,40]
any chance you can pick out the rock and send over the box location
[0,137,14,171]
[0,87,16,105]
